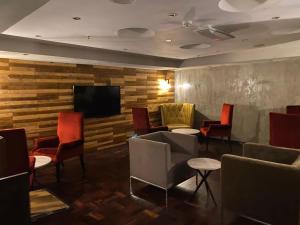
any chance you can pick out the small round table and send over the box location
[34,156,52,169]
[172,128,200,135]
[187,158,221,205]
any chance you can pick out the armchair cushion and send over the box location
[33,148,57,161]
[33,136,59,150]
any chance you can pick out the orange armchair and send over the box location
[0,128,35,187]
[200,103,234,151]
[32,112,84,182]
[132,107,168,135]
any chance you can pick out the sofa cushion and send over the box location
[292,155,300,168]
[170,152,191,168]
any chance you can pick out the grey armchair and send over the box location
[221,142,300,225]
[129,131,199,206]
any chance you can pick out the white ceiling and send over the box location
[3,0,300,60]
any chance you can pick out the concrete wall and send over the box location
[175,58,300,144]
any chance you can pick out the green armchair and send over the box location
[160,103,195,130]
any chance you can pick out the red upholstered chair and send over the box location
[0,128,35,187]
[132,107,168,135]
[200,103,234,151]
[32,112,84,182]
[270,112,300,149]
[286,105,300,115]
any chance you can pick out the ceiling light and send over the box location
[165,39,172,43]
[168,12,178,17]
[72,17,81,20]
[110,0,136,4]
[272,16,280,20]
[23,53,28,56]
[117,28,155,38]
[218,0,269,12]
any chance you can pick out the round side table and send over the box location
[187,157,221,205]
[172,128,200,135]
[34,156,52,169]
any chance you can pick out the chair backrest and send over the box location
[0,128,29,178]
[132,107,151,131]
[286,105,300,115]
[270,112,300,148]
[160,103,195,126]
[220,103,234,125]
[57,112,84,144]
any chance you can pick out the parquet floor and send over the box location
[32,139,260,225]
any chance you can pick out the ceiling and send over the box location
[3,0,300,60]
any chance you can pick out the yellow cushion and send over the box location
[160,103,195,128]
[167,124,191,130]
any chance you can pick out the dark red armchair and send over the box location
[286,105,300,115]
[200,103,234,151]
[32,112,84,182]
[132,107,168,135]
[270,112,300,149]
[0,128,35,187]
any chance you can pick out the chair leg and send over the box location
[165,189,168,208]
[56,163,60,183]
[228,136,232,152]
[80,154,85,173]
[205,137,209,151]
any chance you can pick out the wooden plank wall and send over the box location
[0,58,174,151]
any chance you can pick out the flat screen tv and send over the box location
[73,85,121,118]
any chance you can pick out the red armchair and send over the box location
[270,112,300,149]
[286,105,300,115]
[0,128,35,187]
[132,107,168,135]
[200,103,234,151]
[32,112,84,182]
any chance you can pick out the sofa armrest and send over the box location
[243,142,300,164]
[163,132,199,156]
[202,120,221,127]
[33,136,59,150]
[129,137,170,188]
[221,154,300,225]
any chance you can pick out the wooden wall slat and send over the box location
[0,58,175,151]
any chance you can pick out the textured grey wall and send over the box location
[175,58,300,143]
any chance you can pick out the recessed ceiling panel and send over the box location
[2,0,300,59]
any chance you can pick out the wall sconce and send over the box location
[177,82,191,90]
[159,79,171,92]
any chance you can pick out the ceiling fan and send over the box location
[164,6,236,41]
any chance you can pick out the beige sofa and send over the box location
[221,143,300,225]
[160,103,195,130]
[129,131,199,206]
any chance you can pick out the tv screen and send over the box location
[73,85,121,118]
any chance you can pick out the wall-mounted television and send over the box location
[73,85,121,118]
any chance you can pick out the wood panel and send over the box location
[0,58,174,151]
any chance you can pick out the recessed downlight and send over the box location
[165,39,172,43]
[72,17,81,20]
[272,16,280,20]
[168,12,178,17]
[110,0,136,4]
[23,53,28,56]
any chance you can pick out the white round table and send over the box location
[171,128,200,135]
[34,156,52,169]
[187,158,221,205]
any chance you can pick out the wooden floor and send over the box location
[33,139,260,225]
